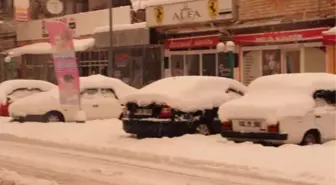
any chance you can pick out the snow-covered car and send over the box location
[219,73,336,145]
[0,79,56,117]
[121,76,247,138]
[9,75,137,122]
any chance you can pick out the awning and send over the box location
[322,27,336,45]
[232,27,329,44]
[4,38,95,57]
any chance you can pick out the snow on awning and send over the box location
[4,38,95,57]
[323,27,336,35]
[93,22,147,34]
[131,0,191,10]
[322,27,336,45]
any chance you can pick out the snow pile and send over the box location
[0,80,56,103]
[0,169,59,185]
[5,38,94,57]
[219,73,336,123]
[93,22,147,34]
[122,76,247,112]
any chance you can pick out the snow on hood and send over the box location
[121,76,247,112]
[0,79,56,103]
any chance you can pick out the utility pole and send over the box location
[108,0,113,77]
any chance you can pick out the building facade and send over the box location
[232,0,336,85]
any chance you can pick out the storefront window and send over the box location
[285,50,300,73]
[262,49,281,76]
[171,55,184,76]
[202,53,216,76]
[304,47,326,72]
[186,54,200,75]
[217,53,232,78]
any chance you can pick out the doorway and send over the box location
[284,50,301,73]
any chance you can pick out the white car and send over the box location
[121,76,247,138]
[0,79,56,117]
[9,75,137,122]
[219,73,336,145]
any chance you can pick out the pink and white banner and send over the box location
[46,21,80,106]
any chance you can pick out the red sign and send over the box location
[323,34,336,45]
[165,36,220,49]
[233,28,329,44]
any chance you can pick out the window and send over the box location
[80,88,99,98]
[75,0,88,13]
[7,88,31,101]
[30,88,43,93]
[101,88,118,99]
[313,90,336,106]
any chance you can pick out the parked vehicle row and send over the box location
[0,73,335,146]
[121,73,336,145]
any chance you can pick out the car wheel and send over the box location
[301,131,320,145]
[196,124,211,135]
[44,112,64,123]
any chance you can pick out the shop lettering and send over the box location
[168,37,218,49]
[193,39,215,46]
[172,6,201,21]
[256,34,303,42]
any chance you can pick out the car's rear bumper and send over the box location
[221,131,288,141]
[122,119,192,137]
[12,114,44,122]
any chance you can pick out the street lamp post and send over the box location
[216,41,236,79]
[108,0,113,77]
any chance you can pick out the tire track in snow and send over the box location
[0,134,319,185]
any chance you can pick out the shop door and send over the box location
[202,53,216,76]
[186,54,200,75]
[170,55,184,76]
[284,50,301,73]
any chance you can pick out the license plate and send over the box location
[238,120,261,128]
[134,109,152,116]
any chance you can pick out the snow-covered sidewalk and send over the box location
[0,117,334,185]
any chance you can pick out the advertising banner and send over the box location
[46,21,80,106]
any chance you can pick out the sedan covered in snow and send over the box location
[9,75,137,122]
[219,73,336,145]
[121,76,247,138]
[0,79,56,117]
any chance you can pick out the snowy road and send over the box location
[0,136,311,185]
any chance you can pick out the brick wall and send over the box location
[238,0,336,21]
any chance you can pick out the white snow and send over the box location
[0,168,59,185]
[218,73,336,123]
[93,22,147,34]
[9,75,137,117]
[323,27,336,35]
[121,76,247,112]
[4,38,95,57]
[131,0,192,10]
[0,117,334,185]
[0,80,56,104]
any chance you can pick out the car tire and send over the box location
[301,130,320,145]
[195,124,211,135]
[44,111,64,123]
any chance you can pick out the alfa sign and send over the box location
[146,0,234,27]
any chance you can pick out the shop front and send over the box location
[146,0,236,78]
[233,27,330,85]
[93,23,163,88]
[0,6,131,83]
[323,27,336,74]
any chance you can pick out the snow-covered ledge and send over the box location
[323,27,336,35]
[3,38,95,57]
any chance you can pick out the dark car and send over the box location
[121,76,247,138]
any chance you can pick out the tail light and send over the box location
[222,120,232,131]
[159,105,172,118]
[267,123,279,133]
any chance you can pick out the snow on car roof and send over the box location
[248,73,336,93]
[0,79,56,101]
[122,76,247,112]
[218,73,336,124]
[80,75,137,97]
